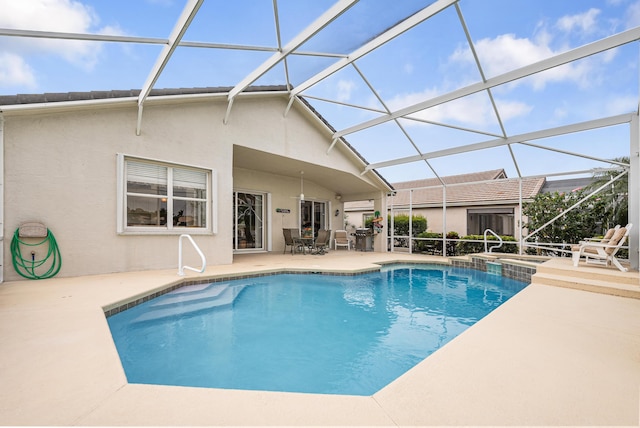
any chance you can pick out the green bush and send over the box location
[414,231,460,255]
[385,214,427,248]
[457,234,518,255]
[523,190,611,254]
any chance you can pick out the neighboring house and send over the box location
[0,86,392,280]
[345,169,546,237]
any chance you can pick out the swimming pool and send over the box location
[107,264,527,396]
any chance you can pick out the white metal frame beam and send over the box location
[226,0,358,103]
[289,0,458,99]
[338,26,640,139]
[136,0,204,136]
[363,113,634,172]
[629,114,639,270]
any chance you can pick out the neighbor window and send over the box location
[118,155,214,233]
[467,208,514,236]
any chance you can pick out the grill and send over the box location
[354,228,374,251]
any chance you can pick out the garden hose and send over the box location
[10,228,62,279]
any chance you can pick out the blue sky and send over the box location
[0,0,638,183]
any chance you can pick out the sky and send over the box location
[0,0,638,183]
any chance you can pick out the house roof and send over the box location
[390,176,546,208]
[541,177,595,194]
[0,85,283,106]
[392,169,507,190]
[345,169,546,210]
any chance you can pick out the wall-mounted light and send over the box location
[334,209,340,216]
[299,171,305,202]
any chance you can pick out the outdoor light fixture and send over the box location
[299,171,305,202]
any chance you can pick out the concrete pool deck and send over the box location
[0,251,639,426]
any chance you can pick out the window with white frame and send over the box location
[118,155,214,233]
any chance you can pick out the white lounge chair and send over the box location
[578,225,619,245]
[334,230,351,250]
[571,224,633,272]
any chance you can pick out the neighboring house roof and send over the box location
[345,169,546,211]
[390,176,546,207]
[541,177,594,194]
[392,169,506,190]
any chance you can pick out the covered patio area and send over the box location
[1,251,638,426]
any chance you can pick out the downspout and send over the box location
[0,115,4,282]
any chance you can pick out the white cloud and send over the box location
[0,0,98,33]
[625,0,640,28]
[556,8,601,35]
[0,52,37,89]
[0,0,110,73]
[336,79,355,102]
[386,88,532,128]
[451,33,598,91]
[605,94,638,115]
[403,63,414,75]
[553,107,568,120]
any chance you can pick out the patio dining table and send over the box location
[299,236,315,254]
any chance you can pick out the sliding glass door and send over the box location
[233,192,265,250]
[300,200,327,237]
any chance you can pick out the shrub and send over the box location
[457,234,518,255]
[385,214,427,248]
[414,231,460,255]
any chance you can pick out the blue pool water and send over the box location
[107,265,527,396]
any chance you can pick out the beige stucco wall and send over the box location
[3,99,232,280]
[415,205,523,237]
[1,95,384,280]
[349,202,525,238]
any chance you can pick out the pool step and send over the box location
[535,260,638,286]
[150,283,229,307]
[532,272,640,299]
[532,257,640,299]
[132,284,246,323]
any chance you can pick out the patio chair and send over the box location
[334,230,351,250]
[313,229,331,255]
[283,228,304,254]
[571,223,633,272]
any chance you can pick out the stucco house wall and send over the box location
[1,93,388,280]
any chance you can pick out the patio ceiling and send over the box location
[233,146,386,199]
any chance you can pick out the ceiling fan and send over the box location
[289,170,312,202]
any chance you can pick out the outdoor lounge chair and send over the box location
[578,225,620,245]
[571,223,633,272]
[334,230,351,250]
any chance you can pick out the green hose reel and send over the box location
[10,222,62,280]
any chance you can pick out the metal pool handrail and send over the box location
[484,229,503,253]
[178,234,207,276]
